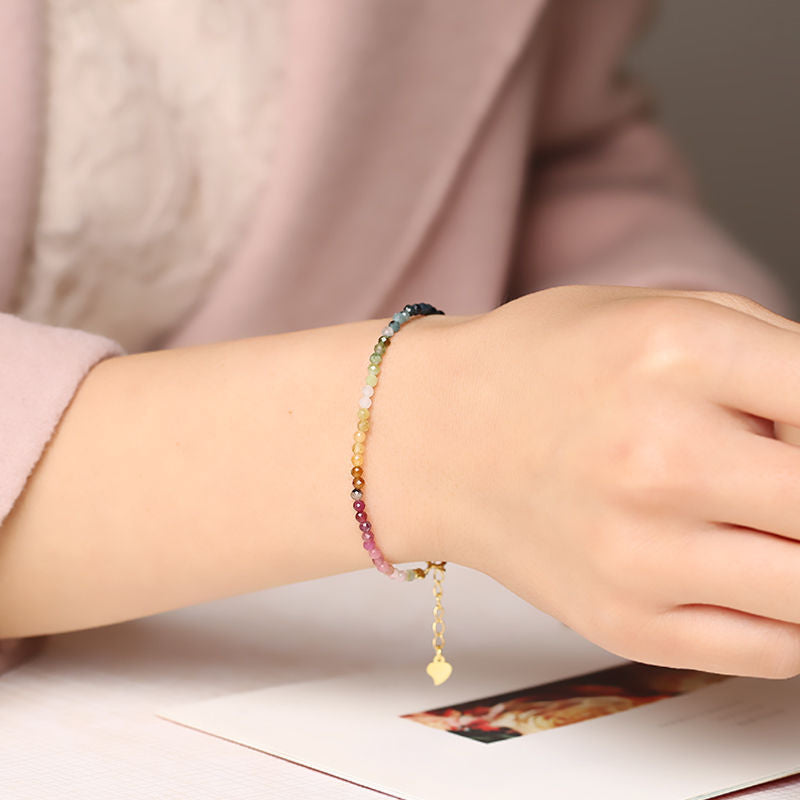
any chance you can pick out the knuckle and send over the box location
[624,298,706,381]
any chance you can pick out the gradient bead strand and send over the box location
[350,303,445,582]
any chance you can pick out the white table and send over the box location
[1,568,797,799]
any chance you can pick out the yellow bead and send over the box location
[354,431,366,442]
[353,442,365,454]
[358,408,371,420]
[352,454,363,466]
[358,420,369,432]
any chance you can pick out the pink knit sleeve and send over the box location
[0,315,125,528]
[509,0,793,318]
[0,316,124,674]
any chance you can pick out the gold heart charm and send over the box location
[426,657,453,686]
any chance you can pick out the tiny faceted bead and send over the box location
[378,336,391,346]
[359,396,372,409]
[353,442,365,454]
[363,541,375,550]
[354,431,366,442]
[367,364,380,375]
[352,454,363,466]
[361,385,374,397]
[389,320,400,332]
[351,466,363,477]
[361,531,374,541]
[378,562,394,575]
[365,374,378,387]
[353,500,365,512]
[353,477,364,489]
[357,408,370,420]
[350,489,362,500]
[355,511,367,523]
[369,353,382,365]
[374,343,386,356]
[359,521,372,532]
[381,327,394,337]
[358,420,369,432]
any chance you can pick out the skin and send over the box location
[2,284,800,680]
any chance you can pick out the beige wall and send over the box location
[630,0,799,312]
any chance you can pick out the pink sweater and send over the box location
[0,0,790,671]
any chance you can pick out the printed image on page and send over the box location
[402,662,728,744]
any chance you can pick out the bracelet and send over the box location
[350,302,452,686]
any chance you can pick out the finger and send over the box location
[700,429,800,542]
[633,604,800,678]
[667,522,800,625]
[687,290,799,334]
[685,300,800,426]
[775,420,800,446]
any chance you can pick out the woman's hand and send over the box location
[432,285,800,679]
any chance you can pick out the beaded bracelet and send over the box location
[350,302,452,686]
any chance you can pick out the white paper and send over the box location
[160,591,800,800]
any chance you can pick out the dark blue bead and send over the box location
[403,304,415,315]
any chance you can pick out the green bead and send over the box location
[365,373,378,386]
[378,336,391,347]
[374,343,386,356]
[368,364,381,375]
[369,353,382,365]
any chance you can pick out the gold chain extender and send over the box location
[424,561,452,685]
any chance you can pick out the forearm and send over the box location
[0,313,463,637]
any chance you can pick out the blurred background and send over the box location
[631,0,799,314]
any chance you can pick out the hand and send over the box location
[433,284,800,678]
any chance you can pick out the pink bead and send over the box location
[361,531,374,541]
[370,549,383,561]
[362,540,375,550]
[359,521,372,532]
[353,500,365,512]
[378,562,394,575]
[355,511,367,523]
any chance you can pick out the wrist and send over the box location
[361,310,479,569]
